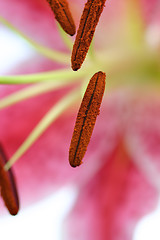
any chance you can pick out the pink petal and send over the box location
[64,140,158,240]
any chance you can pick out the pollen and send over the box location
[69,71,106,167]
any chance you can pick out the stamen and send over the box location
[4,88,81,170]
[0,16,70,63]
[69,71,106,167]
[46,0,76,36]
[0,68,89,84]
[0,144,19,215]
[71,0,106,71]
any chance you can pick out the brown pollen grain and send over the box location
[69,71,106,167]
[47,0,76,36]
[71,0,106,71]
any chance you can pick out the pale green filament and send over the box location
[0,77,81,109]
[0,68,89,84]
[88,39,95,60]
[57,23,73,50]
[0,16,70,64]
[4,88,80,170]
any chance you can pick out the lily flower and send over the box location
[0,0,160,239]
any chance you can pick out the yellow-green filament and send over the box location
[4,88,81,170]
[0,68,89,84]
[57,23,73,50]
[88,39,95,61]
[0,16,70,64]
[0,78,80,109]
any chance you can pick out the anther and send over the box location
[46,0,76,36]
[69,71,106,167]
[0,144,19,215]
[71,0,106,71]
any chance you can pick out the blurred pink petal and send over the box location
[64,140,158,240]
[141,0,160,24]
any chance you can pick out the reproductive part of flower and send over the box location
[46,0,76,36]
[69,71,106,167]
[71,0,106,71]
[0,144,19,216]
